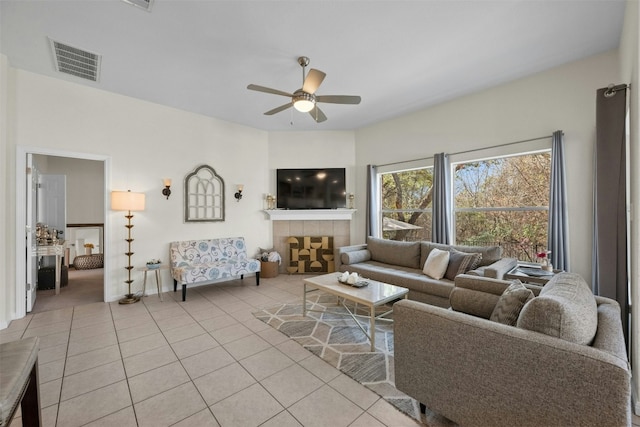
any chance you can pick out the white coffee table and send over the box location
[303,273,409,351]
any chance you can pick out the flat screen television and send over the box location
[277,168,346,209]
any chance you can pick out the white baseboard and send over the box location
[632,378,640,416]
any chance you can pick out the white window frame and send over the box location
[450,145,552,256]
[376,159,434,240]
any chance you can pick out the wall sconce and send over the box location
[234,184,244,202]
[162,178,172,199]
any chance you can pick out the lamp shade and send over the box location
[111,190,146,211]
[293,99,314,113]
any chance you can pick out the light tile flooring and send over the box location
[2,275,424,427]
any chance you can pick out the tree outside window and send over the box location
[380,168,433,241]
[454,152,551,262]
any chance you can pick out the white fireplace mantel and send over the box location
[263,209,356,221]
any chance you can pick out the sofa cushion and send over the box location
[516,272,598,345]
[367,236,421,269]
[490,281,534,326]
[450,287,501,319]
[422,248,450,280]
[444,250,482,281]
[451,244,502,267]
[420,242,501,269]
[340,249,372,265]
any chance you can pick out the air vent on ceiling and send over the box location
[49,38,101,82]
[121,0,153,12]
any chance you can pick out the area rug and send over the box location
[253,292,423,422]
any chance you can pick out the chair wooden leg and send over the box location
[20,362,42,427]
[182,284,187,301]
[256,272,260,286]
[419,403,426,414]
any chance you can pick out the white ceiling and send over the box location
[0,0,626,131]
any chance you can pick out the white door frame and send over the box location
[15,146,110,319]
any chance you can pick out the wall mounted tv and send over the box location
[277,168,346,209]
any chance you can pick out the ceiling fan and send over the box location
[247,56,361,123]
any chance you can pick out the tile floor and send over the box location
[2,274,424,427]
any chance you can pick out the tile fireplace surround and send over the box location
[272,220,350,274]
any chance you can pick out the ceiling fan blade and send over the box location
[247,84,293,97]
[316,95,361,105]
[264,102,293,115]
[302,69,326,94]
[309,105,327,123]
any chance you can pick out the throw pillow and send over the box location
[340,249,371,265]
[490,281,534,326]
[517,272,598,345]
[444,250,482,281]
[422,248,450,280]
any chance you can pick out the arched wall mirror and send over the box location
[184,164,225,222]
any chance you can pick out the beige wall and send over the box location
[620,0,640,413]
[33,155,105,224]
[0,54,11,328]
[354,49,620,282]
[3,69,274,322]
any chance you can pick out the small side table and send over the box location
[137,265,169,301]
[504,264,561,286]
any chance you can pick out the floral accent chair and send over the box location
[170,237,260,301]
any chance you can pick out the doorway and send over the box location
[15,146,110,319]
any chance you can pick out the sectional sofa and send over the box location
[335,236,517,307]
[394,272,631,426]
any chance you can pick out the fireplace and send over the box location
[271,220,351,274]
[287,236,334,273]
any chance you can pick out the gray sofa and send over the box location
[335,236,517,307]
[394,272,631,427]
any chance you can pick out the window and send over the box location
[453,152,551,262]
[380,168,433,241]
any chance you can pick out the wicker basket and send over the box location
[260,261,279,278]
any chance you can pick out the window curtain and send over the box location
[432,153,451,244]
[366,164,379,238]
[547,130,569,271]
[592,84,628,343]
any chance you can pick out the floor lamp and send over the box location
[111,190,146,304]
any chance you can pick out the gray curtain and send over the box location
[547,130,569,271]
[593,85,628,343]
[432,153,451,244]
[366,164,379,237]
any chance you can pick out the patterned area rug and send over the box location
[253,292,423,422]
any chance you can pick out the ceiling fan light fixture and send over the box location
[292,91,315,112]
